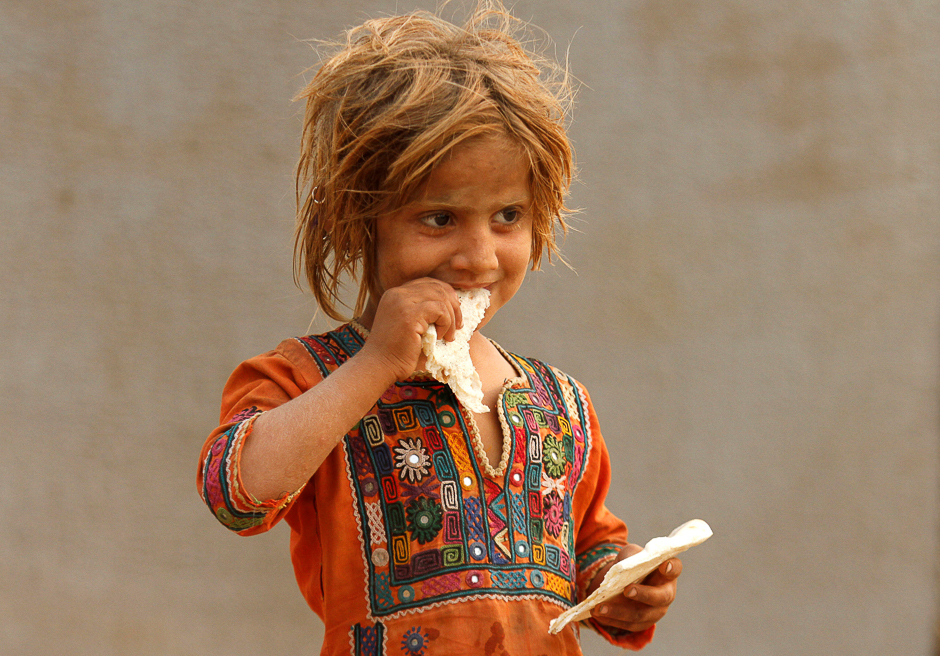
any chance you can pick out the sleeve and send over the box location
[570,382,656,651]
[196,340,320,536]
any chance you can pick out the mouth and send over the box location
[450,283,495,292]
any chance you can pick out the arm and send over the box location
[198,278,462,532]
[239,277,462,502]
[238,348,398,501]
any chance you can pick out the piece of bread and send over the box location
[548,519,713,634]
[421,288,491,414]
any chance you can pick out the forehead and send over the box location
[410,132,532,206]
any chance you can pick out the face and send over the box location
[365,131,533,331]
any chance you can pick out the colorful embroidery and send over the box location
[366,501,388,545]
[406,497,443,544]
[541,470,565,498]
[542,434,567,478]
[200,322,643,653]
[351,621,385,656]
[228,405,261,424]
[543,492,565,537]
[577,543,623,571]
[401,627,429,655]
[394,438,431,482]
[201,418,267,532]
[575,542,624,600]
[292,324,596,620]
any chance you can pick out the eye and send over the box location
[420,212,452,229]
[494,208,521,225]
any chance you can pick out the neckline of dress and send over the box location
[347,319,526,478]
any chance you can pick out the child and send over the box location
[198,2,681,653]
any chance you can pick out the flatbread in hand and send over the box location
[549,519,713,634]
[421,288,491,413]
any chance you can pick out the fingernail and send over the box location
[665,562,673,574]
[627,587,638,598]
[598,604,609,615]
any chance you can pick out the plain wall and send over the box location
[1,1,938,654]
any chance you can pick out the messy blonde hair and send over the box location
[294,0,575,321]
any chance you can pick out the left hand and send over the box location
[588,543,682,634]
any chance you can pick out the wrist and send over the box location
[353,341,412,386]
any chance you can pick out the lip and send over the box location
[450,282,496,291]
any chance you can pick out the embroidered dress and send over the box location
[198,324,654,654]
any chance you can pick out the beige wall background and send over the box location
[2,1,938,654]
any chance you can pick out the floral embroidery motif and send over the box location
[401,627,428,655]
[542,434,567,478]
[541,471,565,498]
[543,491,565,538]
[393,438,431,483]
[406,496,443,544]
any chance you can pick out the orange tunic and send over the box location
[198,324,654,654]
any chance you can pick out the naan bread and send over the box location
[421,288,491,414]
[549,519,713,634]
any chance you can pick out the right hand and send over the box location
[358,278,463,381]
[588,545,683,634]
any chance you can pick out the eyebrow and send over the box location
[408,197,531,212]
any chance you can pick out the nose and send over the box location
[451,222,498,273]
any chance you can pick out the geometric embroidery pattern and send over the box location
[293,325,600,620]
[366,501,388,545]
[350,621,384,656]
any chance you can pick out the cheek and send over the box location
[494,238,531,301]
[373,234,421,289]
[506,235,533,281]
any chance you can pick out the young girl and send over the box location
[198,3,681,653]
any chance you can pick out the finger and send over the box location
[622,576,677,609]
[591,599,665,632]
[661,557,682,579]
[404,278,457,342]
[408,278,459,342]
[437,287,461,342]
[453,292,463,331]
[446,288,463,339]
[642,557,683,587]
